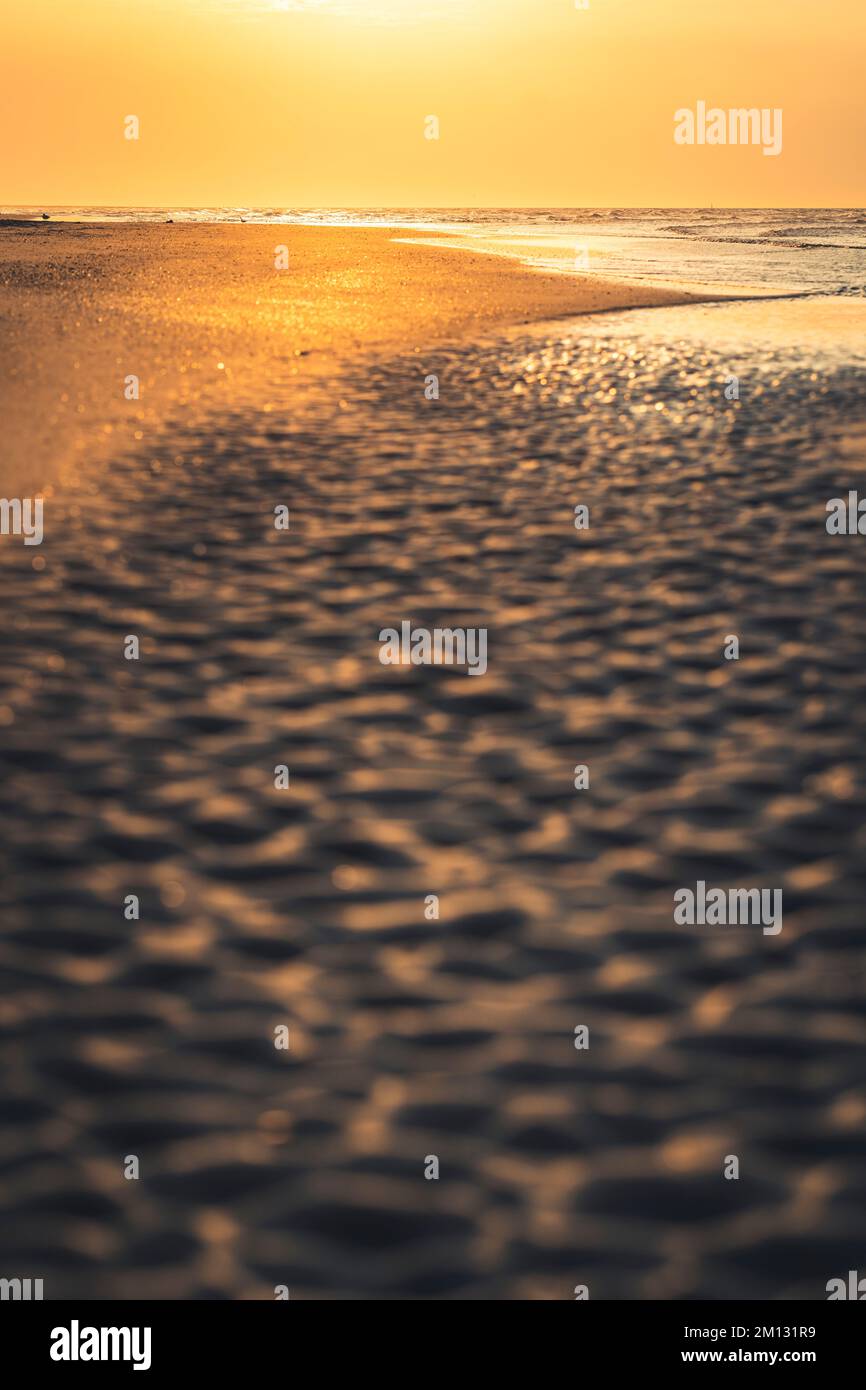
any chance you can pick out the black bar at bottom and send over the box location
[2,1299,861,1376]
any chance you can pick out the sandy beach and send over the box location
[2,221,866,1301]
[0,223,725,496]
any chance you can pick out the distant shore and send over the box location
[0,223,727,495]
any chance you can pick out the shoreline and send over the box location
[2,214,781,297]
[0,224,737,495]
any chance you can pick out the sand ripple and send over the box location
[1,304,866,1298]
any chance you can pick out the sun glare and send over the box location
[230,0,470,17]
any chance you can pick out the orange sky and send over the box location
[1,0,864,207]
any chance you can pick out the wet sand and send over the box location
[0,223,716,497]
[1,226,866,1300]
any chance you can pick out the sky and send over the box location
[1,0,864,207]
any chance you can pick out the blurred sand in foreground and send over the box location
[2,223,866,1300]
